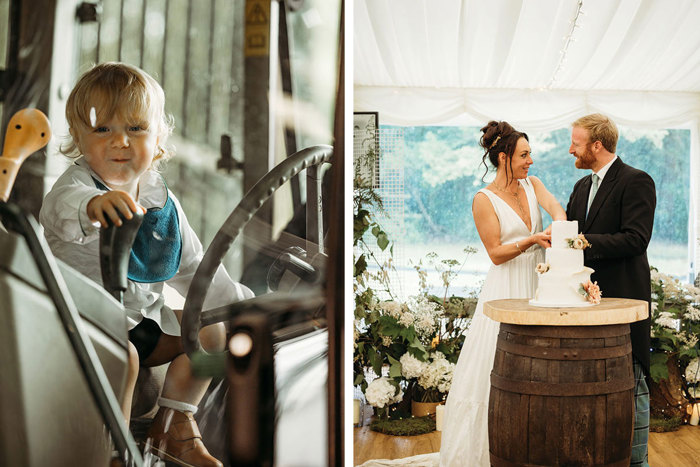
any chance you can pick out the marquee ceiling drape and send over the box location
[354,0,700,130]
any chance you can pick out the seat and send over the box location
[0,222,129,466]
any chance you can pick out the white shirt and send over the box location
[586,155,617,206]
[593,155,617,187]
[39,157,254,335]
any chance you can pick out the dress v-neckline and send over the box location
[486,181,535,234]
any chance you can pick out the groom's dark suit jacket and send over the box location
[566,157,656,374]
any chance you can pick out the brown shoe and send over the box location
[146,407,223,467]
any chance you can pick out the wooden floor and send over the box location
[354,424,700,466]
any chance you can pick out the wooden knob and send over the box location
[0,108,52,202]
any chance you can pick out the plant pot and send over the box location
[411,400,440,417]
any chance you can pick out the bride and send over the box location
[439,121,565,466]
[359,121,566,467]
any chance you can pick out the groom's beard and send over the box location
[574,144,596,169]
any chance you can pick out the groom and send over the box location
[566,113,655,467]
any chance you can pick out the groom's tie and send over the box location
[586,173,600,218]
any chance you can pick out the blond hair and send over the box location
[62,62,174,168]
[572,113,618,154]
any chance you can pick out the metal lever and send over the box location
[266,246,319,292]
[99,210,144,302]
[218,134,244,173]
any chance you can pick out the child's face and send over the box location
[74,115,159,190]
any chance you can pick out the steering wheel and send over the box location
[181,145,333,357]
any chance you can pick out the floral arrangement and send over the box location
[566,234,591,250]
[400,350,456,402]
[353,229,477,415]
[535,262,550,274]
[354,156,477,419]
[579,280,602,304]
[353,267,476,411]
[649,267,700,403]
[365,377,404,410]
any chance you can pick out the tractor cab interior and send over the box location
[0,1,344,466]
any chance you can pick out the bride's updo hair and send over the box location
[479,120,529,182]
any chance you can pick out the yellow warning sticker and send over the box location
[245,0,270,57]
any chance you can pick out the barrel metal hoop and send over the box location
[490,373,635,396]
[497,339,632,360]
[500,323,630,339]
[489,452,631,467]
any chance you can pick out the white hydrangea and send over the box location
[364,377,404,408]
[381,335,393,347]
[650,269,665,282]
[400,352,426,379]
[656,311,680,330]
[652,271,682,296]
[417,351,455,393]
[379,301,402,319]
[686,305,700,322]
[398,312,415,328]
[686,358,700,384]
[414,311,438,339]
[406,295,440,339]
[678,332,699,348]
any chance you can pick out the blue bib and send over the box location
[93,178,183,283]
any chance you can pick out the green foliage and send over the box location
[369,415,436,436]
[353,243,478,400]
[649,416,683,433]
[353,153,480,405]
[649,352,669,382]
[648,267,700,401]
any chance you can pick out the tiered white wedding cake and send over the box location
[530,220,601,307]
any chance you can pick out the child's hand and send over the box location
[87,190,145,228]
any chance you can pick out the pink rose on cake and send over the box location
[566,233,591,250]
[535,263,550,274]
[579,280,602,304]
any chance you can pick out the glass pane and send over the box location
[64,2,341,465]
[120,0,144,66]
[286,0,340,149]
[0,0,9,69]
[374,124,691,300]
[0,0,9,124]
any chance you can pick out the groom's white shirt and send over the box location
[589,155,618,203]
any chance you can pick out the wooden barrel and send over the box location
[488,323,635,467]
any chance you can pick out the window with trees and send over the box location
[377,125,691,297]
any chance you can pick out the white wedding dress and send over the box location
[359,177,544,467]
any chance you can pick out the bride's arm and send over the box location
[473,192,550,266]
[529,176,566,221]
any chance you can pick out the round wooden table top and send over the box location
[484,297,648,326]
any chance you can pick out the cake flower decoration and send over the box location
[566,233,591,250]
[579,280,602,304]
[535,262,550,274]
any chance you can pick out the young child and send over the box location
[40,62,253,467]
